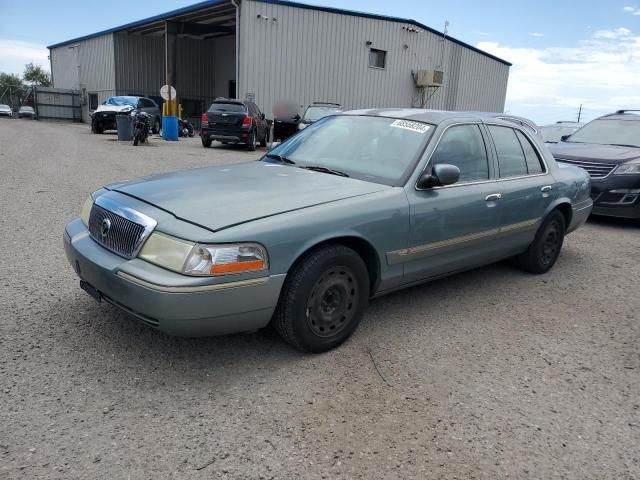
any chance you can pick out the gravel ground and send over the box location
[0,119,639,480]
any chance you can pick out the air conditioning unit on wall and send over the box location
[414,70,444,87]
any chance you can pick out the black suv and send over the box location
[548,110,640,219]
[201,98,269,151]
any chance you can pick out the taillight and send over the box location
[242,115,252,127]
[201,113,208,123]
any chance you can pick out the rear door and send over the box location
[485,124,555,253]
[402,123,504,283]
[206,102,247,131]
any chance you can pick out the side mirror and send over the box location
[417,164,461,189]
[294,114,301,122]
[560,134,570,142]
[261,113,266,120]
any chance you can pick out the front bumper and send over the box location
[63,218,286,336]
[590,175,640,219]
[92,112,119,130]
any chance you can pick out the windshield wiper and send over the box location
[264,153,296,165]
[301,165,350,177]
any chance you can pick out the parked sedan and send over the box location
[548,110,640,219]
[0,104,13,118]
[17,105,37,120]
[298,102,343,130]
[201,98,269,151]
[64,110,592,352]
[91,96,161,134]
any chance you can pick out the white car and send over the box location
[298,102,343,130]
[0,104,13,118]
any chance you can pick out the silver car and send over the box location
[65,109,592,352]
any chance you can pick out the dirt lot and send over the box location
[0,119,639,479]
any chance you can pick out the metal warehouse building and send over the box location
[48,0,511,123]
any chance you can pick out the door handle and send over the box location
[485,193,502,202]
[541,185,553,193]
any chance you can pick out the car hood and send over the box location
[95,104,134,113]
[548,142,640,164]
[107,161,390,231]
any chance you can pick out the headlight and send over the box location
[614,163,640,175]
[183,243,268,276]
[80,195,93,226]
[138,234,268,276]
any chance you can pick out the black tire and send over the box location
[152,118,160,134]
[272,245,370,353]
[201,137,212,148]
[92,123,103,134]
[187,125,195,137]
[133,130,140,146]
[247,131,257,151]
[516,210,566,274]
[259,130,268,147]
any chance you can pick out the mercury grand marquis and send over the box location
[64,109,593,352]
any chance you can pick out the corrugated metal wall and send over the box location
[239,0,508,116]
[113,33,235,105]
[50,33,116,121]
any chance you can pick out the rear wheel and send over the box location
[247,131,257,151]
[272,245,369,353]
[201,137,212,148]
[260,129,268,147]
[516,210,566,274]
[152,118,160,134]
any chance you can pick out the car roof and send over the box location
[213,97,247,104]
[342,108,534,126]
[597,110,640,121]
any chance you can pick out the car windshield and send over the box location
[105,96,138,107]
[303,106,342,122]
[20,106,34,111]
[264,115,433,185]
[566,118,640,147]
[0,104,10,110]
[208,102,246,113]
[541,125,579,143]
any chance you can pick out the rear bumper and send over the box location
[63,218,286,336]
[201,128,250,143]
[567,198,593,234]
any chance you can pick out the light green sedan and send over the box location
[64,109,592,352]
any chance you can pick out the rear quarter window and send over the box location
[516,131,545,174]
[488,125,528,178]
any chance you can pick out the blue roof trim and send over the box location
[47,0,511,66]
[47,0,227,49]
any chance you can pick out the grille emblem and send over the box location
[100,218,112,239]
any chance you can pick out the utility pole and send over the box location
[577,104,582,123]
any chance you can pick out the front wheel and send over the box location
[516,210,566,274]
[272,245,369,353]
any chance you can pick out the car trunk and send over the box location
[206,103,247,131]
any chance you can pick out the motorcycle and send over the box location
[178,118,195,137]
[131,110,152,146]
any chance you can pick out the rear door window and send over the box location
[209,102,246,113]
[488,125,528,178]
[515,131,545,174]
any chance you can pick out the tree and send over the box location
[23,62,51,87]
[0,72,23,94]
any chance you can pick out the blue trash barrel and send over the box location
[116,114,133,141]
[162,116,179,141]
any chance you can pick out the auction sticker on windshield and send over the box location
[389,119,431,133]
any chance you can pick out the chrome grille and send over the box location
[554,158,616,178]
[88,204,147,258]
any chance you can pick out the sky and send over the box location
[1,0,639,124]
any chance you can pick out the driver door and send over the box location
[402,123,504,283]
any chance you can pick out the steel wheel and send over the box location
[305,266,360,338]
[540,218,561,266]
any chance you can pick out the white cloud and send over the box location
[529,32,545,37]
[622,5,640,15]
[0,39,49,76]
[477,28,640,124]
